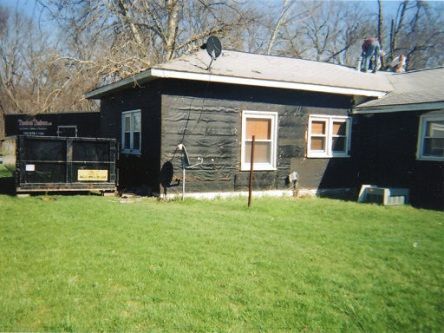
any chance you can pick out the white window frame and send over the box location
[241,110,278,171]
[307,115,351,158]
[416,114,444,161]
[121,109,142,155]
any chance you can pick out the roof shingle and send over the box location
[86,50,394,99]
[356,67,444,109]
[155,50,393,93]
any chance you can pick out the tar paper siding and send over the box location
[100,83,161,192]
[353,110,444,210]
[159,79,356,195]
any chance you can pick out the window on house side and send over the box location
[417,114,444,161]
[307,115,351,158]
[241,111,278,171]
[121,110,141,154]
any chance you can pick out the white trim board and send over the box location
[85,70,154,99]
[163,189,294,200]
[416,113,444,161]
[121,109,142,155]
[85,68,388,99]
[240,110,278,171]
[160,188,353,200]
[353,102,444,114]
[307,114,352,158]
[151,69,387,98]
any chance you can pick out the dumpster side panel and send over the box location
[15,136,117,192]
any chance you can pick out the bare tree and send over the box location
[388,0,444,70]
[0,5,97,118]
[261,1,319,58]
[389,0,410,65]
[378,0,385,67]
[39,0,256,76]
[0,0,252,127]
[283,1,372,66]
[266,0,294,55]
[0,5,8,139]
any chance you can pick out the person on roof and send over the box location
[360,37,381,73]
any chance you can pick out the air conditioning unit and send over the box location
[358,185,409,206]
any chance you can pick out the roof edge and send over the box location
[353,101,444,114]
[85,69,153,99]
[388,65,444,76]
[85,66,388,99]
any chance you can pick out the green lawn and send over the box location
[0,194,443,332]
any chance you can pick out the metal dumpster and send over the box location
[2,135,117,193]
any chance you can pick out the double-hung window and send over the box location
[121,110,141,154]
[307,115,351,158]
[417,114,444,161]
[241,110,278,170]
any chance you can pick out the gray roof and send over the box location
[155,50,393,93]
[86,50,393,99]
[356,67,444,110]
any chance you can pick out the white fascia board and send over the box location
[85,70,153,99]
[85,67,388,99]
[353,102,444,114]
[150,68,387,98]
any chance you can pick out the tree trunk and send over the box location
[377,0,385,68]
[266,0,292,55]
[116,0,144,47]
[390,0,408,62]
[165,0,180,61]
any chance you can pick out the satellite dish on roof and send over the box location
[206,36,222,59]
[201,36,222,70]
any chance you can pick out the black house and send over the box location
[353,68,444,209]
[86,50,392,198]
[85,50,443,209]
